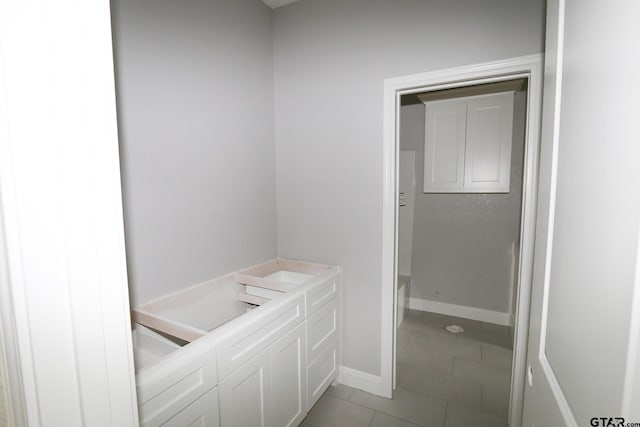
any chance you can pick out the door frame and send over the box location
[380,54,543,425]
[0,0,139,424]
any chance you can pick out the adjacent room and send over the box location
[395,80,528,425]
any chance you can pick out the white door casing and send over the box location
[522,0,640,426]
[382,54,543,426]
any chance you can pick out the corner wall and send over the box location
[273,0,545,376]
[111,0,278,305]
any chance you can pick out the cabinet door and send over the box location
[464,92,514,192]
[423,100,467,192]
[271,323,307,427]
[220,349,273,427]
[306,341,338,411]
[163,387,220,427]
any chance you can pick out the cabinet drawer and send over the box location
[162,386,219,427]
[137,342,217,426]
[217,294,304,379]
[306,340,338,411]
[306,274,338,315]
[306,298,338,363]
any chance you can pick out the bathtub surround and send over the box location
[111,0,278,306]
[399,90,527,325]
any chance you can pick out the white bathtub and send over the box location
[397,275,410,326]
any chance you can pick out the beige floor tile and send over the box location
[304,394,375,427]
[397,326,412,345]
[399,336,454,374]
[398,367,482,410]
[452,358,511,391]
[452,338,482,361]
[482,382,510,418]
[349,388,446,427]
[303,310,513,427]
[326,384,354,400]
[481,344,513,369]
[445,403,508,427]
[370,412,422,427]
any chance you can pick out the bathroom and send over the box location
[4,0,640,426]
[0,0,548,426]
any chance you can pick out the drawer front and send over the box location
[306,298,338,363]
[162,386,220,427]
[306,341,338,411]
[217,294,304,379]
[137,343,217,426]
[305,273,338,315]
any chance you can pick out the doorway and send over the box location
[380,55,543,426]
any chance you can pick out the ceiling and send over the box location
[262,0,300,8]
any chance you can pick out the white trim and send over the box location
[381,54,544,426]
[0,207,25,427]
[622,222,640,418]
[408,297,512,327]
[533,2,577,425]
[0,0,139,425]
[0,46,27,427]
[338,366,384,397]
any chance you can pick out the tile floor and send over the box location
[301,309,513,427]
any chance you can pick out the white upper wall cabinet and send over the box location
[424,100,467,191]
[421,91,514,193]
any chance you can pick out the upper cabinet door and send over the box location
[464,93,514,192]
[421,91,514,193]
[423,100,467,192]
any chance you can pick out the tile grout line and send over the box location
[443,401,450,427]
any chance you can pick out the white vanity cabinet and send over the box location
[135,328,218,427]
[219,310,308,427]
[220,348,273,427]
[271,323,308,427]
[420,91,514,193]
[133,258,341,427]
[163,387,220,427]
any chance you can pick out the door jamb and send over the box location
[380,54,543,426]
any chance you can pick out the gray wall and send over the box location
[400,91,526,314]
[111,0,278,306]
[273,0,545,375]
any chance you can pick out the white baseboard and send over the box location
[408,297,513,326]
[338,366,384,397]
